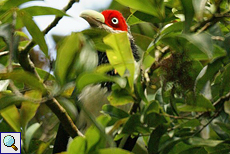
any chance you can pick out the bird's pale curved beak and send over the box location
[80,10,105,27]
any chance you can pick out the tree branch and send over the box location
[46,98,84,137]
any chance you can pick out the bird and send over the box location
[53,9,140,153]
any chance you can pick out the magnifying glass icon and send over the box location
[3,135,18,151]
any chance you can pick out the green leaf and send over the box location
[102,104,129,119]
[167,141,195,154]
[221,63,230,95]
[21,6,68,17]
[145,101,160,114]
[144,112,167,127]
[180,33,213,58]
[55,33,82,85]
[36,67,55,81]
[180,0,194,33]
[0,24,11,45]
[20,90,42,130]
[178,93,215,112]
[127,11,160,25]
[195,58,223,94]
[103,32,135,90]
[25,123,41,151]
[132,33,153,51]
[76,72,126,91]
[193,0,207,21]
[82,29,111,51]
[18,10,48,56]
[159,136,183,154]
[127,13,144,26]
[0,105,21,132]
[0,93,28,110]
[108,88,133,106]
[205,143,230,153]
[215,122,230,136]
[160,22,184,36]
[95,64,114,74]
[122,114,149,134]
[115,0,164,20]
[212,45,226,59]
[179,119,201,128]
[68,136,87,154]
[179,147,207,154]
[148,125,167,154]
[1,0,32,10]
[85,124,104,153]
[0,69,46,93]
[91,148,134,154]
[188,137,223,147]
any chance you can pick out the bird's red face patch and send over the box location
[101,10,128,32]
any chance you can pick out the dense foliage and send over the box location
[0,0,230,153]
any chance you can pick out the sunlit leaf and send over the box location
[108,88,133,106]
[85,124,104,153]
[76,72,126,91]
[20,90,42,130]
[103,32,135,90]
[91,148,134,154]
[0,105,21,132]
[68,136,87,154]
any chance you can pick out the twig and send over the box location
[43,0,78,35]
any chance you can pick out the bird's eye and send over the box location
[111,17,119,24]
